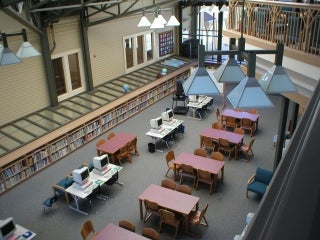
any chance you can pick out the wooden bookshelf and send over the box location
[0,60,197,194]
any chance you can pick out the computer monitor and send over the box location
[161,109,174,122]
[0,217,16,240]
[72,167,90,185]
[92,154,109,171]
[150,117,163,129]
[189,95,198,102]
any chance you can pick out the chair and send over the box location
[218,138,235,160]
[210,151,224,181]
[107,132,115,140]
[115,144,131,165]
[187,203,209,237]
[43,195,58,213]
[179,163,197,188]
[248,108,258,114]
[247,167,273,198]
[239,137,255,161]
[52,175,74,205]
[128,137,139,156]
[175,184,192,195]
[200,136,216,153]
[119,220,136,232]
[142,227,160,240]
[161,178,176,190]
[224,116,238,130]
[212,121,224,130]
[165,150,180,180]
[144,199,161,223]
[241,118,256,137]
[216,108,221,122]
[80,220,98,240]
[194,147,207,157]
[159,209,181,239]
[234,127,245,135]
[96,139,106,156]
[196,169,215,194]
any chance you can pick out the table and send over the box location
[187,96,213,120]
[138,184,199,233]
[200,128,244,159]
[173,152,225,192]
[221,109,260,131]
[4,224,36,239]
[146,119,183,152]
[94,223,148,240]
[66,164,122,215]
[96,132,137,164]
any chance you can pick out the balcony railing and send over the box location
[227,0,320,57]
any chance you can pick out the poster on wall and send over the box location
[159,31,173,57]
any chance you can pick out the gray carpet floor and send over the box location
[0,92,282,240]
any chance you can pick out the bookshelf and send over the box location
[0,60,196,194]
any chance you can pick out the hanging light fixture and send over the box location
[150,11,165,29]
[16,29,41,58]
[157,8,167,25]
[0,33,22,66]
[137,9,151,27]
[167,15,180,26]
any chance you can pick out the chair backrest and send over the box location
[219,138,230,148]
[248,108,258,114]
[201,136,215,148]
[216,108,220,121]
[248,137,255,148]
[96,139,106,147]
[107,132,115,140]
[199,203,209,222]
[80,220,96,240]
[226,116,237,125]
[128,137,137,149]
[210,151,224,161]
[194,147,207,157]
[119,220,135,232]
[180,164,195,175]
[166,150,175,165]
[142,227,160,240]
[255,167,273,185]
[159,209,179,225]
[234,127,245,135]
[198,169,213,181]
[175,184,192,195]
[241,118,253,127]
[161,178,176,190]
[144,199,160,212]
[119,144,129,155]
[212,121,224,130]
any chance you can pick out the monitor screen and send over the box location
[150,117,163,129]
[72,167,89,185]
[93,154,109,171]
[161,109,174,121]
[167,109,174,119]
[0,218,16,240]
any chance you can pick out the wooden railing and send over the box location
[227,0,320,56]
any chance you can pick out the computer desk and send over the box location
[65,164,122,215]
[4,224,36,240]
[187,96,213,120]
[146,119,183,152]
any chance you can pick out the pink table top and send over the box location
[173,152,224,174]
[222,109,260,122]
[200,128,244,144]
[138,184,199,215]
[96,132,137,154]
[94,223,148,240]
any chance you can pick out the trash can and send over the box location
[148,143,155,153]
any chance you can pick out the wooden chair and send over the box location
[234,127,245,135]
[161,178,176,190]
[215,108,221,122]
[159,209,181,239]
[188,203,209,237]
[142,227,160,240]
[119,220,135,232]
[218,138,235,160]
[239,137,255,161]
[128,137,139,156]
[212,121,224,130]
[115,144,131,165]
[179,164,197,188]
[210,151,224,181]
[224,116,237,130]
[196,169,215,194]
[200,136,216,152]
[80,220,98,240]
[144,199,160,223]
[107,132,115,140]
[165,150,180,179]
[96,139,106,156]
[241,118,256,137]
[194,147,207,157]
[248,108,258,114]
[175,184,192,195]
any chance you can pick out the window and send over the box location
[124,31,154,71]
[52,50,85,101]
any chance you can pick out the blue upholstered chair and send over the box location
[246,167,273,198]
[43,195,58,213]
[52,176,74,204]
